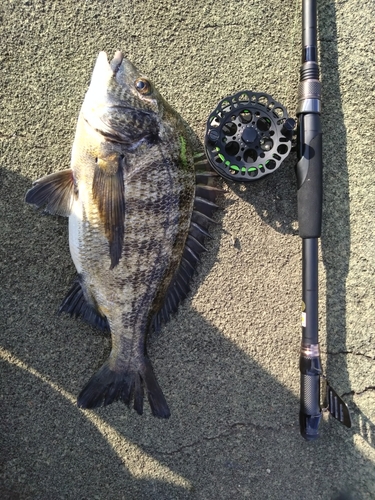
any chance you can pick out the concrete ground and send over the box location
[1,0,374,498]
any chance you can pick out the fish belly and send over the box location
[68,197,84,275]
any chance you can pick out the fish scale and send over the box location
[25,50,221,417]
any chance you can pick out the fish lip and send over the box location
[110,50,124,75]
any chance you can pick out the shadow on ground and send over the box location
[0,167,373,499]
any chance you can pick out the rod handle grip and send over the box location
[296,114,322,238]
[300,374,322,440]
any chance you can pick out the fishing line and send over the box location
[281,0,302,105]
[69,0,88,53]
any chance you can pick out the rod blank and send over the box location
[297,0,323,440]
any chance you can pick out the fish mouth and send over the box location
[109,50,124,75]
[83,50,160,146]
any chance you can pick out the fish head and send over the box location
[81,51,175,148]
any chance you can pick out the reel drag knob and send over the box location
[204,91,295,182]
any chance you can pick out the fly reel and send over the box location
[204,90,295,182]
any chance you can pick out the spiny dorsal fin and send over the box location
[92,154,125,269]
[25,169,76,217]
[195,184,224,202]
[151,153,222,332]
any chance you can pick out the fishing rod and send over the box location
[204,0,351,439]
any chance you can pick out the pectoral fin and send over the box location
[92,155,125,269]
[25,169,76,217]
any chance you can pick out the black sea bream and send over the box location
[25,51,220,417]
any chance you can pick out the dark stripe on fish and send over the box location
[126,192,181,216]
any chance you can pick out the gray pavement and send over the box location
[1,0,374,499]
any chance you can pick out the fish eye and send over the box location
[135,78,152,95]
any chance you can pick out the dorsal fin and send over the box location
[151,156,223,333]
[92,154,125,269]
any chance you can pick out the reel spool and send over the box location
[204,90,295,182]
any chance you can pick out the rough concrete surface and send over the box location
[1,0,374,499]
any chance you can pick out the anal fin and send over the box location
[25,169,76,217]
[59,276,109,332]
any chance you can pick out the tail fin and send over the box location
[77,357,170,418]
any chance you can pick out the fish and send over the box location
[25,50,221,417]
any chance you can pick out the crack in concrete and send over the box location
[342,386,375,397]
[0,132,26,139]
[147,420,294,457]
[202,23,242,29]
[327,350,375,361]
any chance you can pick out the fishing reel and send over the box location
[204,90,295,182]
